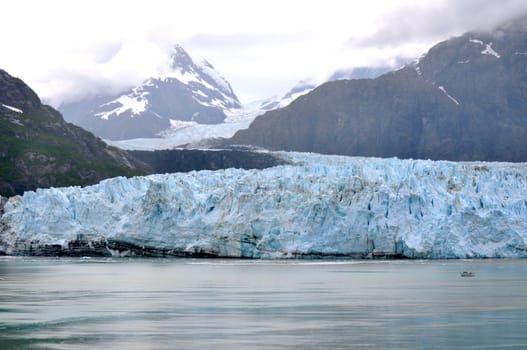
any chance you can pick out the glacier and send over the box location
[1,152,527,259]
[106,105,263,150]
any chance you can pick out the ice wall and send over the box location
[1,153,527,258]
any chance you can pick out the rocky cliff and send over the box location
[129,148,287,174]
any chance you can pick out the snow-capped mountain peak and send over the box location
[171,44,194,72]
[166,45,239,105]
[60,44,242,140]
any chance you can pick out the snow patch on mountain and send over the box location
[2,153,527,258]
[96,94,149,120]
[166,119,198,131]
[469,39,500,58]
[1,104,23,114]
[161,68,199,85]
[482,43,501,58]
[438,86,460,105]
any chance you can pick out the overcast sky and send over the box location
[1,0,526,106]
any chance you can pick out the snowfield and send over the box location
[1,152,526,258]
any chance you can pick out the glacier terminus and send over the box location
[1,152,526,259]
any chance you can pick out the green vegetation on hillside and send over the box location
[0,69,148,197]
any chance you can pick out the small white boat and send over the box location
[460,271,475,277]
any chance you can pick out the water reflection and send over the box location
[1,258,526,349]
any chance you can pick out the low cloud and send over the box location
[36,38,174,106]
[4,1,525,107]
[186,32,315,50]
[349,0,527,48]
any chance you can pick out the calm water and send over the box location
[1,258,526,349]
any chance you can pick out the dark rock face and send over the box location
[11,237,406,259]
[229,17,527,162]
[129,148,287,174]
[0,69,149,197]
[60,45,241,140]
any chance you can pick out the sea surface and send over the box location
[1,257,526,349]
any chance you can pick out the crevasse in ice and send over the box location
[1,152,526,258]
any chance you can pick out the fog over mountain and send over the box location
[1,1,525,106]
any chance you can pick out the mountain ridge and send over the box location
[227,16,527,162]
[0,69,149,197]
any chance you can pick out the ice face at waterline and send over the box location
[1,153,526,258]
